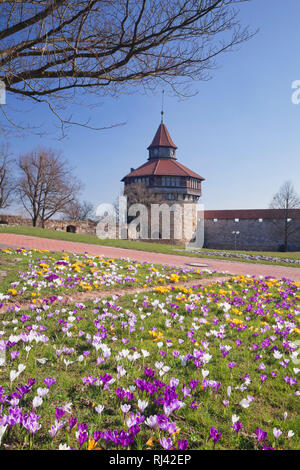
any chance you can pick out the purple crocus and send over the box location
[78,431,88,447]
[178,439,188,450]
[160,437,175,450]
[231,421,242,434]
[93,431,102,442]
[69,416,77,430]
[209,426,222,446]
[44,377,56,388]
[55,407,66,421]
[256,427,267,442]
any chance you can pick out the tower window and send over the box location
[140,177,149,184]
[162,176,180,187]
[190,178,198,189]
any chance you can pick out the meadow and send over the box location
[0,248,212,304]
[0,250,299,450]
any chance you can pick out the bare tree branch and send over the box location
[62,199,95,221]
[0,143,15,208]
[125,180,164,206]
[16,146,82,226]
[270,181,300,252]
[0,0,255,134]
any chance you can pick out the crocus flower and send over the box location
[256,427,267,442]
[78,431,88,447]
[95,405,104,415]
[44,377,56,388]
[178,439,188,450]
[55,408,66,421]
[209,426,222,445]
[69,416,77,430]
[273,428,282,440]
[32,396,43,409]
[231,421,242,434]
[160,437,174,450]
[120,404,131,415]
[93,431,102,442]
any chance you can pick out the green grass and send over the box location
[2,224,183,253]
[0,276,299,450]
[0,225,299,268]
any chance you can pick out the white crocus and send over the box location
[37,387,49,397]
[0,425,7,445]
[32,396,43,409]
[138,400,148,412]
[95,405,104,415]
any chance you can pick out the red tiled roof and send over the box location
[122,159,205,180]
[147,123,177,149]
[203,209,300,220]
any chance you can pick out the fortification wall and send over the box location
[204,218,300,251]
[0,214,97,236]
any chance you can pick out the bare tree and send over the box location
[124,181,165,234]
[270,181,300,252]
[62,199,94,221]
[16,147,82,227]
[0,144,15,208]
[0,0,253,135]
[125,181,164,207]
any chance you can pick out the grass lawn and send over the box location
[0,274,299,450]
[0,248,214,304]
[0,225,299,268]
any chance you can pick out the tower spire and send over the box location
[161,90,164,123]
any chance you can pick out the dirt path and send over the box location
[0,276,229,314]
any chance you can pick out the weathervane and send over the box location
[161,90,165,123]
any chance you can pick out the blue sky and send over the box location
[3,0,300,213]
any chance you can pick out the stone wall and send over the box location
[0,215,32,226]
[0,214,97,236]
[203,218,300,251]
[46,219,96,235]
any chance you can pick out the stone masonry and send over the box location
[203,209,300,251]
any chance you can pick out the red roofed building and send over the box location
[122,120,204,203]
[120,117,300,250]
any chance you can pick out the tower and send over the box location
[121,115,205,243]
